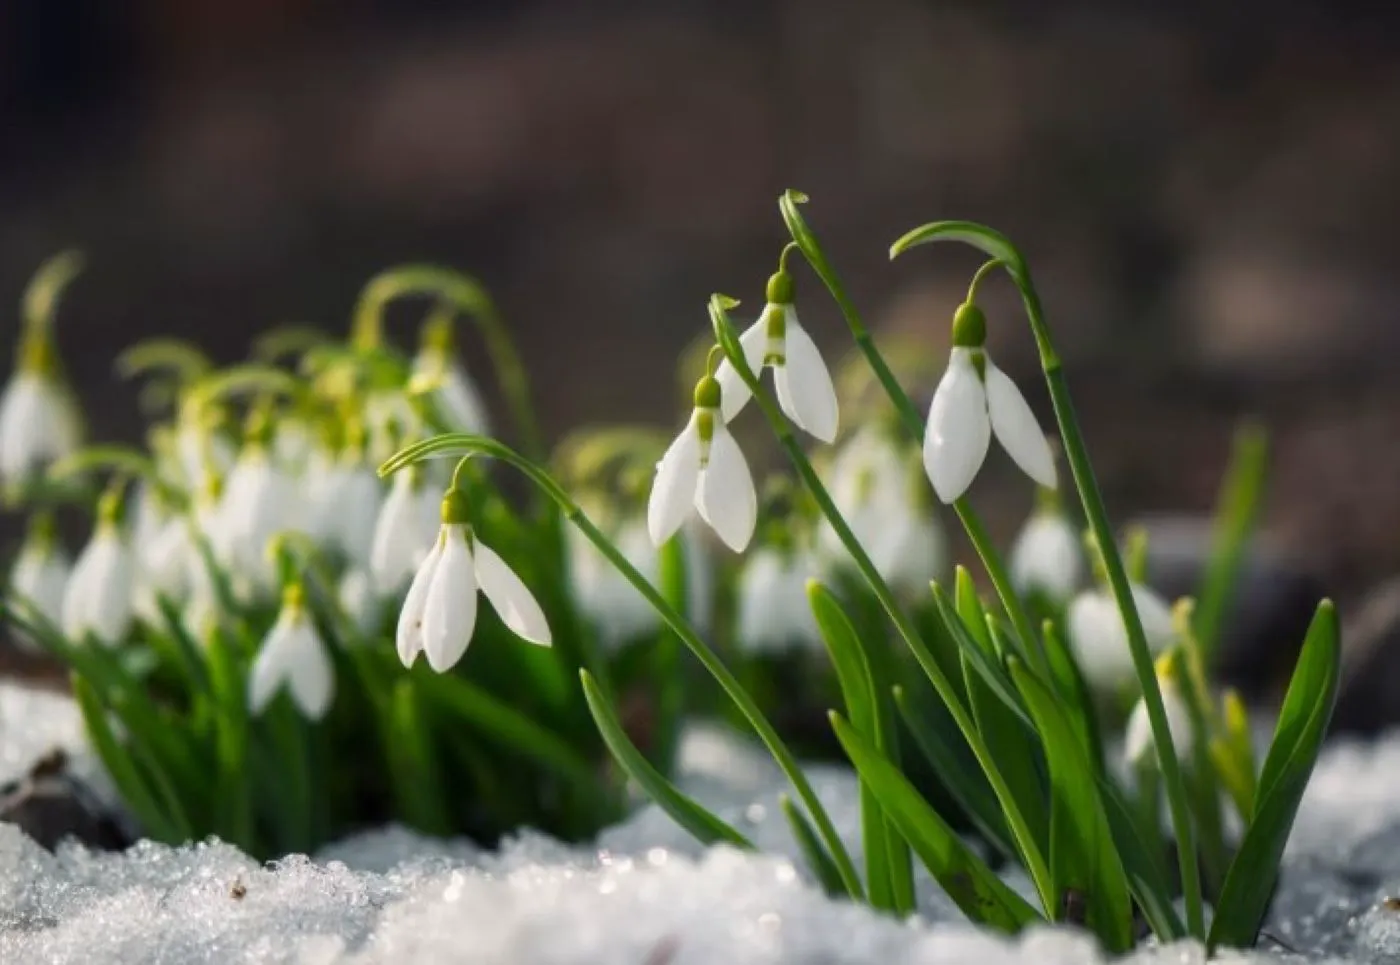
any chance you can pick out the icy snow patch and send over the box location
[1,689,1398,962]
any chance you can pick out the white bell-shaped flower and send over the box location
[326,456,384,570]
[172,407,235,488]
[396,487,551,672]
[1009,499,1083,603]
[6,515,71,643]
[714,268,838,443]
[248,584,335,720]
[1067,581,1177,693]
[568,507,661,649]
[923,303,1056,504]
[221,433,301,593]
[370,466,442,594]
[736,545,821,654]
[337,568,382,636]
[0,362,80,488]
[819,425,946,596]
[1124,665,1195,770]
[648,375,757,553]
[413,313,491,433]
[61,492,136,646]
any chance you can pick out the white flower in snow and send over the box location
[0,364,80,488]
[6,515,71,644]
[248,584,335,720]
[1067,582,1176,693]
[61,493,136,646]
[414,312,490,434]
[1009,501,1082,603]
[648,375,757,553]
[736,546,821,654]
[396,489,551,671]
[923,303,1055,504]
[714,269,838,442]
[1124,668,1195,770]
[819,425,945,596]
[370,466,442,594]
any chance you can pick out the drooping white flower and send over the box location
[363,390,421,467]
[818,425,946,596]
[568,510,661,649]
[714,269,838,443]
[412,309,491,434]
[396,492,551,672]
[370,466,442,594]
[133,512,196,624]
[61,494,136,646]
[648,375,757,553]
[337,568,382,636]
[5,515,71,645]
[171,407,235,488]
[0,370,80,488]
[320,455,384,570]
[736,546,821,654]
[1124,670,1195,770]
[1009,501,1083,603]
[1067,582,1177,693]
[922,303,1055,504]
[248,585,335,720]
[221,439,301,594]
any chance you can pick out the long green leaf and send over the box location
[1096,776,1187,940]
[831,712,1041,932]
[1209,600,1339,951]
[205,628,254,851]
[1011,660,1134,951]
[581,670,753,850]
[1194,423,1268,663]
[809,581,912,913]
[387,679,454,837]
[931,585,1033,732]
[779,794,846,897]
[72,674,178,841]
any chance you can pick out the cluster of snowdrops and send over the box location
[0,194,1338,955]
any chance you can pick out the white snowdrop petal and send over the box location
[1067,591,1136,693]
[647,416,701,547]
[772,313,839,443]
[248,614,296,714]
[985,360,1057,489]
[714,319,768,422]
[1125,683,1194,768]
[337,467,384,567]
[474,541,551,646]
[695,423,757,553]
[1131,583,1177,654]
[338,568,381,636]
[1010,513,1082,602]
[88,538,136,645]
[437,363,491,434]
[285,622,335,720]
[421,528,478,672]
[396,537,444,667]
[923,349,991,503]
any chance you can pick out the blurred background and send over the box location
[4,0,1400,721]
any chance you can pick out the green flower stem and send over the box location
[777,191,1049,680]
[379,436,865,901]
[710,294,1054,914]
[21,249,85,337]
[889,220,1205,939]
[46,445,186,509]
[349,265,545,461]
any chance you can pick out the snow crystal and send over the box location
[0,682,1397,963]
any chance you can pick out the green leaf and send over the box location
[808,581,913,914]
[581,670,753,850]
[1096,776,1187,940]
[1194,423,1268,663]
[205,628,254,851]
[386,679,455,837]
[1209,600,1340,951]
[930,585,1033,732]
[830,712,1042,932]
[1010,660,1134,951]
[1040,619,1101,769]
[779,794,846,897]
[954,567,993,653]
[72,674,179,841]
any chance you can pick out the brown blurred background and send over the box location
[3,0,1400,631]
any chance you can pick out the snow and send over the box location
[0,685,1394,964]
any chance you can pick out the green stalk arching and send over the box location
[708,294,1055,915]
[776,191,1048,679]
[379,435,866,902]
[889,220,1205,939]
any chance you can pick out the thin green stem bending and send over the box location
[380,435,865,901]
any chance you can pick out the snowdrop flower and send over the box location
[172,405,235,488]
[1124,660,1195,770]
[5,514,71,644]
[133,513,195,623]
[413,311,490,433]
[714,264,838,442]
[819,425,946,596]
[338,568,382,636]
[923,302,1055,503]
[736,545,821,654]
[221,422,301,594]
[1067,581,1177,693]
[568,509,661,649]
[648,373,757,553]
[396,486,551,672]
[61,490,136,646]
[0,333,81,488]
[248,583,334,720]
[1009,494,1083,603]
[370,466,442,594]
[307,439,383,569]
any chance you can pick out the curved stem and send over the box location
[710,294,1055,913]
[378,434,865,901]
[22,250,85,336]
[47,445,186,508]
[349,265,545,460]
[890,219,1204,939]
[777,191,1047,677]
[966,259,1003,303]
